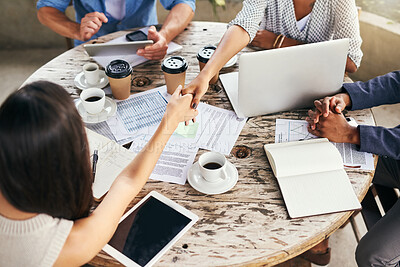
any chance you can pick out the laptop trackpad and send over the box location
[220,72,245,118]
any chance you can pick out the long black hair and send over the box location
[0,81,93,220]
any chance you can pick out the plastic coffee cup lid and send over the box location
[105,59,132,79]
[161,56,188,74]
[197,45,217,63]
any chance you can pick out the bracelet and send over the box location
[276,35,285,48]
[272,34,283,49]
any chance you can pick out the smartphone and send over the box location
[126,30,148,42]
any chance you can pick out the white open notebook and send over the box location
[264,138,361,218]
[86,128,136,200]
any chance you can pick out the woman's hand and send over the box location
[182,74,210,109]
[250,30,277,49]
[164,85,199,129]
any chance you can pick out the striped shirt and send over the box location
[229,0,363,67]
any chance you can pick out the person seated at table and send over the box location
[183,0,362,109]
[36,0,195,60]
[0,81,197,266]
[306,71,400,267]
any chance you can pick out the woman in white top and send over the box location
[0,81,197,266]
[183,0,363,110]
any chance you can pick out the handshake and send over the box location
[306,92,360,145]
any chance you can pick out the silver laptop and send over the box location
[220,39,349,118]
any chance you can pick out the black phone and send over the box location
[126,30,148,42]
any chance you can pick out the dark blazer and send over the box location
[343,71,400,160]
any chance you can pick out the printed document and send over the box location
[107,87,169,142]
[196,103,247,155]
[275,119,375,170]
[129,133,199,185]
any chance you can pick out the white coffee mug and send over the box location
[198,151,228,183]
[80,88,105,114]
[83,63,100,85]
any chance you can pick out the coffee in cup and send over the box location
[105,59,132,100]
[161,56,188,95]
[80,88,105,114]
[198,151,228,183]
[197,45,218,84]
[83,63,100,85]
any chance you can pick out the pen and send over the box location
[92,149,98,183]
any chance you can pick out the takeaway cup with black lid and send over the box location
[161,56,188,95]
[197,45,218,84]
[105,59,132,100]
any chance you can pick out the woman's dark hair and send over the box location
[0,81,93,220]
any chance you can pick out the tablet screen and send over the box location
[108,196,192,266]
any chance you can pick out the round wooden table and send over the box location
[24,21,375,266]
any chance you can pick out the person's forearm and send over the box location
[37,7,80,40]
[345,57,357,73]
[200,25,250,81]
[77,117,177,260]
[108,117,176,203]
[343,71,400,110]
[159,3,194,43]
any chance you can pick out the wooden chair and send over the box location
[350,184,399,243]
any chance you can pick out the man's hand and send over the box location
[250,30,277,49]
[306,111,360,144]
[79,12,108,41]
[136,26,168,60]
[307,93,351,130]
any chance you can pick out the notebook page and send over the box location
[86,128,136,199]
[277,169,361,218]
[264,138,343,178]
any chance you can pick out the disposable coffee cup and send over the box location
[105,59,132,100]
[83,63,100,85]
[80,88,105,114]
[198,151,228,183]
[161,56,188,95]
[197,45,218,84]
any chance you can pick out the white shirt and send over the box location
[105,0,126,21]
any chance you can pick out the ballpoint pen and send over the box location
[92,149,98,183]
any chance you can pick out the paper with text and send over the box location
[275,119,374,170]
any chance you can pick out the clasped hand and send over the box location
[306,93,359,144]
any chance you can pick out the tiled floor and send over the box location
[1,48,399,267]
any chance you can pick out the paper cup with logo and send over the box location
[197,45,218,84]
[105,59,132,100]
[161,56,188,95]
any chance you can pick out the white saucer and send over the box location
[74,71,109,90]
[223,54,238,68]
[187,161,238,195]
[75,96,116,124]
